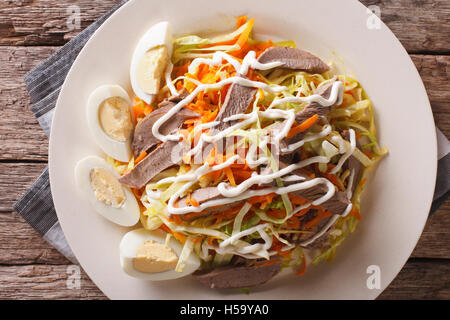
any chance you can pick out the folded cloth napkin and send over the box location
[13,1,450,263]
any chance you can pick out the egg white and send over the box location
[74,155,140,226]
[86,84,133,162]
[120,228,201,280]
[130,21,172,104]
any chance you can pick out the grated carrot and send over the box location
[185,192,191,206]
[350,207,362,221]
[132,100,145,122]
[179,129,190,143]
[261,258,281,267]
[231,169,252,184]
[173,232,187,243]
[134,151,147,164]
[305,210,332,229]
[236,15,248,28]
[266,208,286,219]
[144,104,153,116]
[190,198,200,207]
[224,167,236,187]
[173,61,190,78]
[228,18,255,57]
[205,148,216,166]
[219,204,245,219]
[294,207,311,217]
[286,216,300,229]
[323,173,344,191]
[201,169,223,184]
[286,114,319,139]
[360,178,368,188]
[131,187,144,200]
[247,193,277,208]
[159,224,186,243]
[172,214,183,225]
[159,224,171,234]
[288,194,309,205]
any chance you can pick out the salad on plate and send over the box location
[75,17,386,289]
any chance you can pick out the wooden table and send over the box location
[0,0,448,300]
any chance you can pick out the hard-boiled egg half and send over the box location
[120,228,200,280]
[75,156,139,226]
[86,84,134,162]
[130,21,172,104]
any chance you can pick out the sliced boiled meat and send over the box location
[268,79,340,156]
[257,47,330,74]
[132,104,198,157]
[119,140,188,189]
[213,80,257,132]
[193,256,281,289]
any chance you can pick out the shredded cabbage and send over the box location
[130,21,387,278]
[175,236,195,272]
[232,202,252,236]
[172,21,252,62]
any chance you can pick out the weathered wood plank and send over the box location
[0,260,448,299]
[0,0,449,53]
[0,163,47,211]
[363,0,450,53]
[0,46,448,161]
[412,202,450,259]
[411,55,450,136]
[0,46,56,161]
[0,264,106,300]
[379,259,450,299]
[0,0,122,46]
[0,212,69,265]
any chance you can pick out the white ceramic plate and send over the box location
[49,0,436,299]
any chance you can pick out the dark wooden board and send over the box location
[0,264,106,300]
[0,162,47,211]
[379,259,450,299]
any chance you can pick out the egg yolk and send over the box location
[89,167,126,208]
[99,97,133,142]
[133,240,178,273]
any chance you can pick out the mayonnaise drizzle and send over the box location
[281,124,332,153]
[269,81,344,109]
[217,156,329,198]
[330,129,356,174]
[164,62,179,96]
[144,50,355,252]
[299,203,352,246]
[188,51,242,75]
[151,75,286,142]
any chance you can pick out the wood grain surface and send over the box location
[0,0,448,300]
[0,0,449,53]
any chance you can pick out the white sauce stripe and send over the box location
[269,81,344,108]
[330,129,356,174]
[140,49,355,253]
[164,63,179,96]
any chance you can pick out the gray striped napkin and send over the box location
[13,1,450,263]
